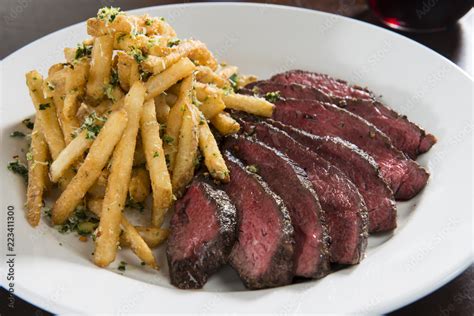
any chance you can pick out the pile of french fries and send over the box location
[22,7,274,270]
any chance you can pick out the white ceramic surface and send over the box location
[0,3,472,314]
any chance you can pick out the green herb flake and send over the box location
[145,18,153,26]
[228,73,238,91]
[22,118,34,129]
[39,103,51,110]
[7,159,28,182]
[110,68,119,87]
[118,261,127,271]
[43,206,52,218]
[26,152,33,161]
[139,69,152,81]
[128,46,147,63]
[246,165,258,174]
[47,82,55,91]
[76,112,107,140]
[153,151,160,158]
[167,38,181,48]
[75,43,93,60]
[104,84,115,101]
[56,206,99,236]
[163,134,174,145]
[97,6,123,23]
[10,131,25,138]
[263,91,282,103]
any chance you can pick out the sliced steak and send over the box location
[235,118,368,264]
[270,70,437,158]
[267,119,397,233]
[270,99,429,200]
[223,152,294,289]
[167,178,237,289]
[224,135,331,275]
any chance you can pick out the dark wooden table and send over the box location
[1,1,472,315]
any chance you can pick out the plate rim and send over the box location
[1,2,472,314]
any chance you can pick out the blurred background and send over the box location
[0,1,472,315]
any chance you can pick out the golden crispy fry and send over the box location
[195,66,229,88]
[236,74,258,89]
[154,94,170,124]
[86,35,114,101]
[52,109,128,225]
[192,105,230,182]
[50,130,93,183]
[198,94,226,119]
[94,82,146,267]
[171,103,199,195]
[120,226,169,248]
[26,123,50,227]
[120,215,158,269]
[210,112,241,135]
[222,93,274,117]
[195,82,274,117]
[87,198,158,269]
[216,64,239,79]
[164,75,193,171]
[142,40,215,74]
[129,168,151,203]
[25,71,66,160]
[140,99,173,227]
[117,51,140,92]
[145,57,196,100]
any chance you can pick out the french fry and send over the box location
[210,112,240,135]
[129,168,151,203]
[26,123,49,226]
[86,35,114,100]
[191,106,230,182]
[198,94,226,119]
[120,226,169,248]
[51,109,128,225]
[222,93,274,117]
[50,130,93,183]
[195,66,229,88]
[154,94,170,124]
[117,51,139,91]
[142,40,214,74]
[236,74,258,89]
[87,198,158,268]
[145,57,196,100]
[133,135,147,166]
[164,75,193,171]
[25,71,66,160]
[94,82,145,267]
[171,103,199,195]
[216,64,239,79]
[140,99,172,227]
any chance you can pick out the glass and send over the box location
[368,0,472,32]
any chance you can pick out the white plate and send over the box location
[0,3,472,314]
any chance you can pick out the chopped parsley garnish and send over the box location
[125,197,144,212]
[76,112,107,140]
[110,68,119,86]
[228,73,238,91]
[246,165,258,174]
[153,151,160,158]
[75,43,92,60]
[97,6,123,23]
[56,206,99,236]
[104,84,115,101]
[43,206,52,218]
[160,17,165,21]
[163,134,174,144]
[47,82,55,91]
[128,47,147,63]
[26,152,33,161]
[10,131,25,138]
[139,68,152,81]
[145,18,153,26]
[22,118,34,129]
[118,261,127,271]
[7,159,28,182]
[39,103,50,110]
[167,38,181,47]
[263,91,282,103]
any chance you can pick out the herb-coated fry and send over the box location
[94,82,145,267]
[86,35,114,101]
[140,99,172,227]
[210,112,241,135]
[129,167,151,203]
[51,109,128,225]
